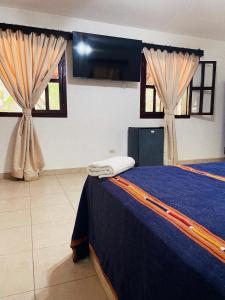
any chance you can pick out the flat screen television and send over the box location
[72,32,142,82]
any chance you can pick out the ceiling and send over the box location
[1,0,225,41]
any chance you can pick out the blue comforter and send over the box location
[71,162,225,300]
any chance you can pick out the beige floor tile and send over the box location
[0,226,32,255]
[31,204,75,225]
[32,219,75,249]
[30,177,64,197]
[63,183,84,193]
[57,173,87,182]
[0,182,29,200]
[57,174,86,193]
[0,252,34,298]
[30,185,64,197]
[33,244,95,289]
[66,191,82,211]
[0,178,14,184]
[0,173,107,300]
[0,210,31,230]
[60,178,85,187]
[35,276,107,300]
[30,175,58,186]
[29,177,58,193]
[30,193,70,208]
[0,197,30,213]
[1,291,35,300]
[62,185,85,194]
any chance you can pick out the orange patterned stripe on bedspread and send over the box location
[109,176,225,264]
[176,164,225,183]
[71,236,88,248]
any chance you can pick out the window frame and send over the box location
[189,61,216,116]
[0,53,67,118]
[140,54,163,119]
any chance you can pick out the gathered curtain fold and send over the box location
[143,47,199,165]
[0,29,67,181]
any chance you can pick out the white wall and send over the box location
[0,7,225,172]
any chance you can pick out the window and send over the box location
[190,61,216,115]
[0,53,67,117]
[140,55,216,118]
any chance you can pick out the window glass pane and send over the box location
[145,88,154,112]
[175,89,189,115]
[202,90,212,113]
[155,93,163,112]
[35,91,46,110]
[175,101,182,115]
[52,67,59,80]
[49,82,60,110]
[192,64,201,87]
[0,80,22,112]
[204,64,213,87]
[191,91,201,113]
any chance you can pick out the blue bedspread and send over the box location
[71,162,225,300]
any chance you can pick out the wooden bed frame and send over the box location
[89,244,117,300]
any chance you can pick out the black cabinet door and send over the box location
[139,128,164,166]
[128,127,139,165]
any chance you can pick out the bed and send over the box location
[71,162,225,300]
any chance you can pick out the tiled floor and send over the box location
[0,173,108,300]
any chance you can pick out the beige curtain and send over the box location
[143,47,199,165]
[0,29,67,181]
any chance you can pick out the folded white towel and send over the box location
[87,156,135,178]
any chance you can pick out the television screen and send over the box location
[72,32,142,82]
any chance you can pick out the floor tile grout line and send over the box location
[0,249,32,257]
[31,205,72,211]
[32,217,75,227]
[0,207,31,214]
[0,274,97,299]
[0,202,70,213]
[29,181,37,300]
[31,203,74,209]
[0,224,31,232]
[33,175,78,298]
[33,241,73,252]
[31,218,75,227]
[0,224,32,232]
[35,274,97,291]
[56,175,76,212]
[0,289,34,299]
[0,175,99,299]
[0,175,88,299]
[0,195,30,201]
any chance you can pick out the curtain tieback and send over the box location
[164,109,175,116]
[22,108,32,118]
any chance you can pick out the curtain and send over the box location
[143,47,199,165]
[0,29,67,181]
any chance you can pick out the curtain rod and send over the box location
[0,24,204,56]
[0,23,72,40]
[142,42,204,57]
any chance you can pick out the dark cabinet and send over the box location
[128,127,164,166]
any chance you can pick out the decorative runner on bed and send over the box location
[109,175,225,263]
[176,164,225,183]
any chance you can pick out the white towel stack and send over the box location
[87,156,135,178]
